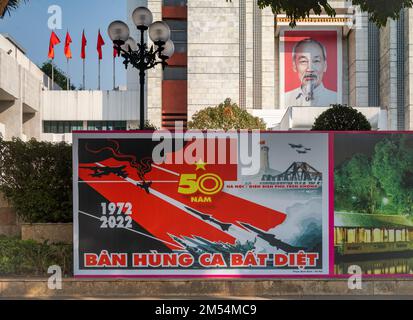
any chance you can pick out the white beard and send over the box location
[302,81,315,101]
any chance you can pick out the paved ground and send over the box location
[3,295,413,300]
[2,278,413,299]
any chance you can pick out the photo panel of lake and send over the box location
[334,133,413,275]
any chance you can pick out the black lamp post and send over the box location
[108,7,175,130]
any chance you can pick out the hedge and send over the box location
[0,138,72,223]
[312,104,372,131]
[0,237,72,276]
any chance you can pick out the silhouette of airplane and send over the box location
[305,148,311,151]
[289,143,303,149]
[80,165,128,178]
[296,150,307,154]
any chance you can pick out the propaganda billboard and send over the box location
[279,28,342,108]
[73,132,330,277]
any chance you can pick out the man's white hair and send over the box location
[292,38,327,62]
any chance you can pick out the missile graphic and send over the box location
[239,222,307,253]
[168,234,202,255]
[184,206,232,232]
[182,236,221,253]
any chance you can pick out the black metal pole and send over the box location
[139,29,145,130]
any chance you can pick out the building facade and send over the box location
[2,1,413,142]
[131,0,413,130]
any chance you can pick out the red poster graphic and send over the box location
[73,133,330,276]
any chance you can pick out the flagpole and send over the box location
[83,59,85,90]
[98,59,101,90]
[51,59,54,90]
[67,58,69,90]
[113,54,116,90]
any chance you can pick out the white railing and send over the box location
[41,133,73,144]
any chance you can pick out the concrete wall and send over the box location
[187,0,240,118]
[0,35,45,83]
[0,193,20,237]
[278,106,385,130]
[379,20,398,130]
[0,35,43,140]
[1,278,413,298]
[261,7,275,109]
[21,223,73,244]
[42,91,140,121]
[0,100,22,141]
[348,13,369,107]
[405,9,413,129]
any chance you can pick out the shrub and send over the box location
[0,237,72,276]
[312,104,372,131]
[188,98,266,130]
[0,138,72,223]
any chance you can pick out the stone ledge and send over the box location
[0,226,20,237]
[0,193,11,208]
[0,279,413,298]
[0,208,17,225]
[21,223,73,244]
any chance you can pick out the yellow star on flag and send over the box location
[195,159,207,171]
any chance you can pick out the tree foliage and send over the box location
[335,135,413,215]
[40,62,76,91]
[0,138,72,223]
[0,0,28,18]
[188,98,266,130]
[335,154,382,214]
[312,104,372,131]
[372,137,413,215]
[236,0,413,27]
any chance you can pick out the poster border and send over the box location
[73,130,413,279]
[73,131,330,278]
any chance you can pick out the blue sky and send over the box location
[0,0,128,90]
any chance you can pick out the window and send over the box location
[163,67,187,80]
[164,19,187,53]
[163,0,187,6]
[87,121,127,131]
[43,121,83,134]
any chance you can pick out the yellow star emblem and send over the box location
[195,159,207,171]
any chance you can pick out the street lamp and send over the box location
[108,7,175,130]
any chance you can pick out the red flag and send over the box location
[81,30,87,60]
[48,31,61,59]
[64,31,72,59]
[97,30,105,60]
[113,47,118,58]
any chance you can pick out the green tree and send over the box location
[188,98,266,130]
[372,136,413,215]
[40,62,76,91]
[0,0,28,18]
[312,104,372,131]
[335,154,382,214]
[228,0,413,27]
